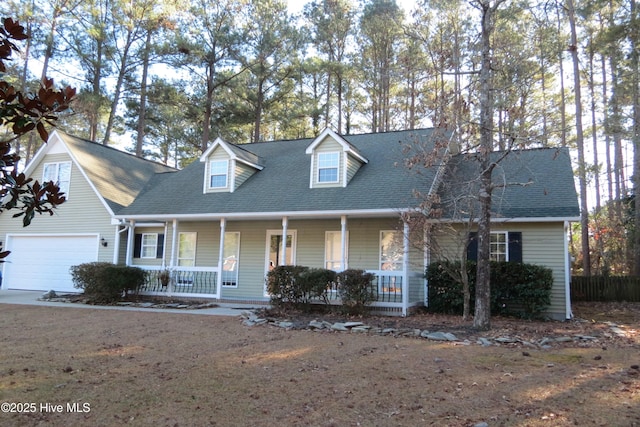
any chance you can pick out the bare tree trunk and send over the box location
[567,0,591,276]
[473,0,504,331]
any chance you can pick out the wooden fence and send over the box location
[571,276,640,302]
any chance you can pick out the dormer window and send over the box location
[209,160,229,188]
[306,128,368,189]
[318,152,340,183]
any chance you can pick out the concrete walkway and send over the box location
[0,289,256,317]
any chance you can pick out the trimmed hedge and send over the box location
[266,265,337,308]
[336,269,376,315]
[266,266,376,314]
[70,262,146,303]
[426,260,553,318]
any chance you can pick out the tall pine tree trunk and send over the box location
[567,0,591,276]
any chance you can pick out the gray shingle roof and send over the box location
[58,132,177,213]
[118,129,444,218]
[114,129,578,221]
[438,147,580,219]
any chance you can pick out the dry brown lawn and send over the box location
[0,302,638,427]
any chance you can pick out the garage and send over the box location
[2,235,99,293]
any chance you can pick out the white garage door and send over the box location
[3,235,99,293]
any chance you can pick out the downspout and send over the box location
[217,218,226,299]
[564,221,573,319]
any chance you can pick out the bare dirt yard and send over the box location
[0,301,638,427]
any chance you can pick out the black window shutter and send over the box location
[134,233,142,258]
[467,232,478,261]
[156,234,164,259]
[508,232,522,263]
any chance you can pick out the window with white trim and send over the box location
[325,231,348,271]
[43,161,71,196]
[490,232,507,262]
[222,232,240,287]
[141,233,158,258]
[317,152,339,183]
[178,232,197,267]
[209,160,228,188]
[467,231,523,263]
[380,231,403,271]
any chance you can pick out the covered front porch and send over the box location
[112,213,427,316]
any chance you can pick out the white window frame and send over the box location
[209,159,229,189]
[379,230,403,271]
[317,152,339,183]
[176,232,197,286]
[490,231,508,262]
[222,231,240,288]
[141,233,158,259]
[325,231,348,271]
[43,161,71,197]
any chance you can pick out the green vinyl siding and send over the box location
[430,222,569,320]
[346,154,363,184]
[235,162,256,189]
[312,137,344,188]
[0,152,116,264]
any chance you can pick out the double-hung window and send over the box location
[317,152,339,183]
[43,161,71,196]
[209,160,228,189]
[325,231,348,271]
[490,232,507,262]
[141,233,158,258]
[467,231,522,263]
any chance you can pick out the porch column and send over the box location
[281,216,288,266]
[162,222,169,269]
[112,225,120,264]
[169,219,178,269]
[341,215,348,270]
[217,218,226,298]
[402,220,410,316]
[125,220,135,266]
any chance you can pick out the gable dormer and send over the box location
[200,137,263,193]
[305,128,368,189]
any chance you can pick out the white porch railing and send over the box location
[135,266,220,298]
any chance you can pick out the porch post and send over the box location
[281,216,288,266]
[162,222,169,269]
[168,219,178,297]
[402,220,410,316]
[125,220,135,266]
[341,215,348,270]
[169,219,178,269]
[217,218,226,298]
[112,225,120,264]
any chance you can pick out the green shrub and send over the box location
[299,268,337,305]
[266,265,309,307]
[266,266,337,309]
[337,269,376,315]
[70,262,146,304]
[426,260,553,318]
[425,261,476,314]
